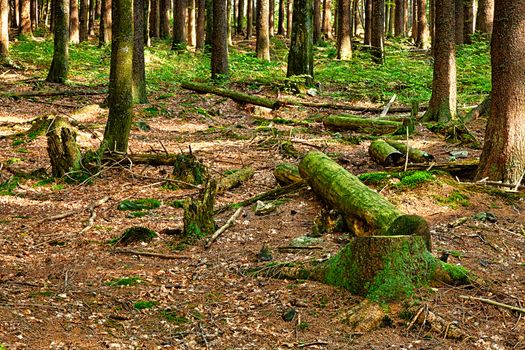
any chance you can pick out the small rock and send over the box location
[449,150,469,158]
[290,235,323,247]
[255,200,277,215]
[282,307,297,322]
[472,212,497,223]
[307,88,318,97]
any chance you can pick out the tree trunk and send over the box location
[299,151,430,248]
[371,0,384,63]
[363,0,371,45]
[79,0,89,41]
[226,0,231,45]
[411,0,416,40]
[96,0,101,18]
[385,139,434,163]
[149,0,159,38]
[196,0,204,48]
[268,0,274,36]
[0,0,8,60]
[336,0,351,60]
[159,0,169,38]
[47,0,69,82]
[19,0,31,34]
[11,0,19,28]
[99,0,111,43]
[172,0,186,48]
[46,117,82,178]
[204,0,212,46]
[476,0,525,185]
[211,0,228,79]
[321,0,331,39]
[88,0,95,35]
[414,0,428,48]
[476,0,493,35]
[100,0,133,154]
[369,139,404,166]
[286,0,291,36]
[388,0,394,36]
[236,0,243,33]
[462,0,473,44]
[69,0,79,42]
[313,0,320,44]
[187,0,196,45]
[393,0,403,36]
[421,0,456,122]
[256,0,270,60]
[133,0,147,103]
[287,0,314,84]
[277,0,284,34]
[29,0,37,29]
[454,0,462,44]
[245,0,252,37]
[323,115,406,134]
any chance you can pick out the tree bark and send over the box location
[0,0,8,59]
[286,0,292,37]
[88,0,95,35]
[245,0,252,37]
[149,0,159,38]
[159,0,170,38]
[47,0,69,83]
[99,0,111,43]
[371,0,384,63]
[369,139,404,166]
[313,0,320,43]
[30,0,37,30]
[277,0,284,34]
[46,117,82,178]
[100,0,133,154]
[323,115,405,134]
[476,0,525,185]
[363,0,371,45]
[336,0,351,60]
[268,0,274,36]
[321,0,331,39]
[172,0,187,48]
[462,0,473,43]
[196,0,204,48]
[79,0,89,41]
[211,0,228,79]
[476,0,493,35]
[236,0,244,33]
[385,139,434,163]
[414,0,428,48]
[69,0,79,42]
[421,0,456,122]
[287,0,314,84]
[393,0,403,36]
[454,0,462,44]
[133,0,147,103]
[187,0,196,45]
[204,0,212,46]
[256,0,270,60]
[19,0,31,34]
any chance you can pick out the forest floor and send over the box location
[1,41,524,350]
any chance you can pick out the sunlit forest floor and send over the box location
[1,34,524,349]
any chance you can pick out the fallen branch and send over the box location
[459,295,525,314]
[181,81,281,109]
[112,249,192,259]
[323,115,408,135]
[37,196,110,224]
[282,99,427,113]
[386,160,479,177]
[205,206,244,249]
[277,246,323,251]
[78,209,97,235]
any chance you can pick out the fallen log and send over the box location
[299,151,430,248]
[369,140,404,166]
[281,99,427,113]
[217,167,255,193]
[385,139,435,163]
[386,159,479,178]
[205,206,244,249]
[180,81,281,110]
[323,115,410,135]
[273,163,303,185]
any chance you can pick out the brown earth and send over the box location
[1,66,524,350]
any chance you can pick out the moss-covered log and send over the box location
[369,140,404,166]
[323,115,410,135]
[386,159,479,178]
[217,167,254,193]
[299,151,430,248]
[385,139,435,163]
[46,117,82,178]
[273,163,303,185]
[180,81,281,110]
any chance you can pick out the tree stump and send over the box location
[169,152,207,189]
[46,116,82,178]
[183,178,217,239]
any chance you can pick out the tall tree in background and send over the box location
[287,0,313,84]
[89,0,96,35]
[172,0,187,49]
[268,0,274,36]
[205,0,212,46]
[70,0,79,42]
[415,0,429,48]
[313,0,320,44]
[187,0,196,46]
[394,0,404,36]
[476,0,493,35]
[277,0,284,35]
[256,0,270,61]
[159,0,169,38]
[47,0,69,83]
[463,0,474,43]
[363,0,371,45]
[196,0,205,49]
[321,0,331,39]
[133,0,147,103]
[422,0,456,122]
[236,0,244,34]
[0,0,8,61]
[371,0,384,63]
[149,0,159,38]
[286,0,292,37]
[476,0,525,185]
[79,0,89,41]
[19,0,31,34]
[246,0,252,37]
[336,0,351,60]
[99,0,112,43]
[101,0,133,153]
[211,0,228,79]
[454,0,463,44]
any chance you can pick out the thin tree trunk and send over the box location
[149,0,159,38]
[245,0,252,37]
[30,0,36,29]
[336,0,351,60]
[454,0,463,44]
[0,0,9,59]
[172,0,186,48]
[69,0,79,42]
[88,0,95,34]
[321,0,331,39]
[287,0,313,84]
[196,0,204,48]
[371,0,384,63]
[256,0,269,60]
[313,0,320,43]
[363,0,371,45]
[227,0,232,45]
[187,0,196,45]
[133,0,147,103]
[96,0,101,18]
[462,0,473,44]
[211,0,228,79]
[410,0,416,40]
[99,0,111,43]
[47,0,69,82]
[159,0,169,38]
[394,0,403,36]
[388,0,394,35]
[286,0,292,37]
[204,0,212,46]
[19,0,31,34]
[79,0,88,41]
[475,0,493,35]
[236,0,243,33]
[268,0,274,36]
[11,0,19,27]
[277,0,284,34]
[415,0,428,48]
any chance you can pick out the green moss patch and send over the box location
[117,198,161,211]
[134,300,157,310]
[115,226,157,245]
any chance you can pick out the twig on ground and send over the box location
[205,206,243,249]
[112,249,192,260]
[298,340,329,348]
[460,295,525,314]
[277,246,323,251]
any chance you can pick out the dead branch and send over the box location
[281,99,427,113]
[112,249,192,260]
[459,295,525,314]
[205,206,244,249]
[37,196,110,224]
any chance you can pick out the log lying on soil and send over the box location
[299,151,430,248]
[323,115,409,135]
[386,159,479,178]
[281,99,427,113]
[217,167,255,193]
[180,81,281,110]
[369,140,404,166]
[385,139,435,163]
[273,163,303,185]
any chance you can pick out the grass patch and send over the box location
[434,190,470,208]
[160,309,190,324]
[117,198,161,211]
[105,276,143,287]
[0,176,21,195]
[134,300,157,310]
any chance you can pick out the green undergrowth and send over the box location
[117,198,161,211]
[134,300,157,310]
[358,170,436,189]
[434,190,470,208]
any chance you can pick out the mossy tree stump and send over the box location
[46,116,82,178]
[183,178,217,239]
[170,152,207,189]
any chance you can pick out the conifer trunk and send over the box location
[287,0,314,83]
[256,0,270,60]
[47,0,69,83]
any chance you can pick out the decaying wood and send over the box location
[386,160,479,178]
[46,116,82,177]
[205,206,244,249]
[385,139,435,163]
[335,299,387,332]
[299,151,431,248]
[323,115,408,135]
[217,167,255,193]
[183,179,217,237]
[181,81,282,109]
[369,139,404,166]
[214,181,305,214]
[459,295,525,314]
[380,94,397,117]
[463,94,491,123]
[412,306,466,339]
[273,163,303,185]
[112,249,192,259]
[282,98,427,113]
